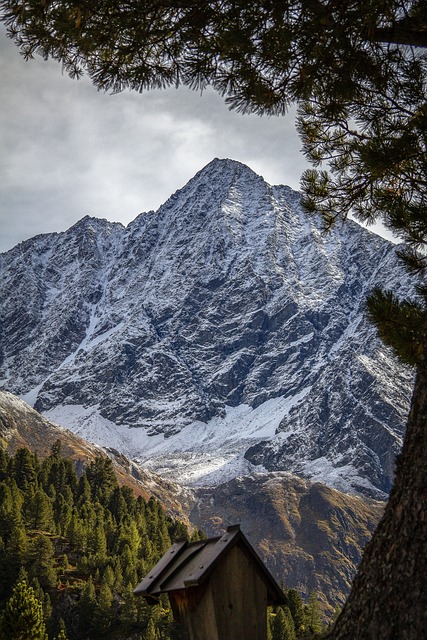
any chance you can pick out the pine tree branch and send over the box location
[371,22,427,49]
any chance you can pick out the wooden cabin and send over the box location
[134,524,286,640]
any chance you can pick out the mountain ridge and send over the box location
[0,158,414,498]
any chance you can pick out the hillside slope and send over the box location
[0,390,191,520]
[0,391,383,608]
[191,474,383,609]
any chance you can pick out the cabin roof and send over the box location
[134,524,286,606]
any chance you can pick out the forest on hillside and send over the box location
[0,444,327,639]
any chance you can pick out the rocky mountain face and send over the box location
[190,474,383,610]
[0,390,383,609]
[0,158,414,498]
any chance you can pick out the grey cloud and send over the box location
[0,24,309,254]
[1,26,393,253]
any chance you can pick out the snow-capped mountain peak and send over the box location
[0,159,413,498]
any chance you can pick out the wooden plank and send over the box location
[210,543,268,640]
[171,586,219,640]
[133,539,188,596]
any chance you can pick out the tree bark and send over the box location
[326,362,427,639]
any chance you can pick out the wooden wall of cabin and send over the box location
[169,542,269,640]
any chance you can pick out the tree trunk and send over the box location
[326,363,427,639]
[371,24,427,49]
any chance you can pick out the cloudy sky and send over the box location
[0,24,313,254]
[1,25,395,254]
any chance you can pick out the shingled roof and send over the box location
[134,524,286,606]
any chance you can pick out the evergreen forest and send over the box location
[0,444,327,639]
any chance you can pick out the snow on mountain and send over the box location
[0,158,414,498]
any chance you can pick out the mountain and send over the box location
[0,158,414,498]
[190,474,383,609]
[0,390,192,521]
[0,390,383,609]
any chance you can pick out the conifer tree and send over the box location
[5,524,28,585]
[30,577,52,627]
[77,474,91,505]
[12,448,37,490]
[271,606,297,640]
[0,580,48,640]
[0,449,9,481]
[16,565,29,586]
[267,612,273,640]
[109,485,129,522]
[50,439,62,460]
[25,487,55,532]
[305,591,323,635]
[43,592,52,628]
[54,618,68,640]
[53,494,72,536]
[102,564,115,590]
[144,616,159,640]
[93,583,114,633]
[121,543,138,585]
[78,575,96,634]
[86,457,117,503]
[54,627,68,640]
[87,520,107,564]
[115,561,124,592]
[27,534,57,588]
[0,447,195,640]
[287,589,305,637]
[120,581,140,632]
[0,534,5,595]
[0,480,24,537]
[67,510,86,548]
